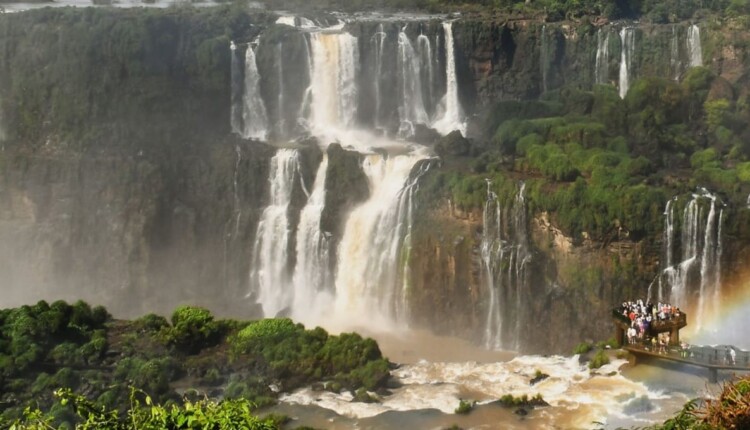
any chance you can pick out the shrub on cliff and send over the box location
[165,305,221,353]
[588,349,610,369]
[573,342,592,355]
[133,313,170,333]
[231,320,389,391]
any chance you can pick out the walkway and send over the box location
[624,344,750,382]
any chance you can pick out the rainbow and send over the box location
[683,271,750,349]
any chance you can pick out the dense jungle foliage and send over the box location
[0,301,390,428]
[8,388,279,429]
[420,66,750,246]
[245,0,748,21]
[2,0,746,22]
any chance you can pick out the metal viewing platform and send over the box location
[613,309,750,382]
[623,344,750,383]
[612,309,687,346]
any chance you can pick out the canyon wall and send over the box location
[1,7,750,353]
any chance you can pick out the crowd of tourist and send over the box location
[615,300,745,367]
[618,299,683,352]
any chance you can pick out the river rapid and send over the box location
[266,329,716,430]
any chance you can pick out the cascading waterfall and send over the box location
[371,24,387,130]
[696,198,721,329]
[662,197,700,308]
[482,182,531,351]
[619,27,635,99]
[432,22,465,135]
[276,16,318,29]
[397,161,432,315]
[276,16,296,27]
[670,26,682,80]
[234,21,464,138]
[417,29,434,116]
[233,21,455,334]
[230,41,244,135]
[687,24,703,68]
[308,31,359,131]
[334,153,431,325]
[658,198,676,302]
[511,184,531,351]
[232,145,242,235]
[241,42,269,140]
[482,181,502,349]
[276,41,286,136]
[595,28,610,85]
[250,149,300,317]
[291,156,333,324]
[659,190,723,326]
[540,25,549,93]
[397,26,429,137]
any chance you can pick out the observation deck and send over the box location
[613,308,750,382]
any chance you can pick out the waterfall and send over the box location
[397,26,429,138]
[660,190,723,325]
[334,154,431,325]
[308,32,359,132]
[230,41,244,135]
[687,24,703,68]
[482,181,502,349]
[276,41,286,136]
[241,43,269,140]
[291,156,333,324]
[595,28,610,85]
[239,22,447,331]
[696,196,719,329]
[618,27,635,99]
[658,198,676,302]
[433,22,465,135]
[371,24,387,130]
[670,26,682,80]
[511,183,531,351]
[276,16,296,27]
[540,25,549,93]
[250,149,300,317]
[276,16,318,29]
[417,29,434,116]
[232,144,242,235]
[482,182,531,351]
[713,209,723,324]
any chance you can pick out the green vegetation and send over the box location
[422,68,750,247]
[588,349,611,369]
[0,301,390,428]
[530,369,550,385]
[165,305,221,353]
[240,0,743,21]
[497,393,547,407]
[647,376,750,429]
[230,318,390,391]
[573,342,593,355]
[596,337,618,350]
[454,399,475,414]
[8,388,277,430]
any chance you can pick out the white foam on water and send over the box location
[280,355,674,428]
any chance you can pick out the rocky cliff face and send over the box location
[1,7,750,353]
[453,19,750,114]
[0,138,274,317]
